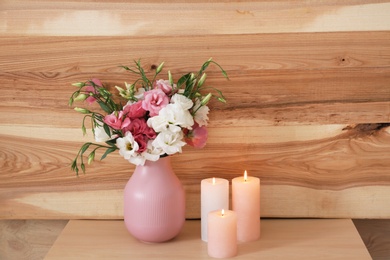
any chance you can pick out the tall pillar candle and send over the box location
[232,170,260,242]
[201,178,229,241]
[208,209,237,258]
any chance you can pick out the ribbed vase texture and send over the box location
[123,156,185,243]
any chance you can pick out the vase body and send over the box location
[124,156,185,242]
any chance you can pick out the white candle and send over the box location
[232,170,260,242]
[201,178,229,241]
[208,209,237,258]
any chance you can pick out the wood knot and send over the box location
[342,123,390,137]
[337,56,349,66]
[150,64,157,70]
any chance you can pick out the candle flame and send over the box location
[244,170,248,181]
[221,209,225,216]
[212,177,216,185]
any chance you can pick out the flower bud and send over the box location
[87,151,95,165]
[201,93,212,106]
[74,93,88,102]
[197,73,207,87]
[72,82,85,88]
[217,97,227,103]
[115,86,128,98]
[156,62,165,74]
[74,107,91,114]
[168,71,173,86]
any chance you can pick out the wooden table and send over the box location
[44,219,371,259]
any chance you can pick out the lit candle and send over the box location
[201,178,229,241]
[232,170,260,242]
[208,209,237,258]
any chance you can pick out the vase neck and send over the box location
[143,156,171,168]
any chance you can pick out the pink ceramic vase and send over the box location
[123,156,185,243]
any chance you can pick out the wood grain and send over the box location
[1,219,388,260]
[353,219,390,260]
[0,0,390,219]
[0,220,68,260]
[2,1,390,36]
[44,219,372,259]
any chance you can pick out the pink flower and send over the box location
[142,89,169,116]
[123,101,147,119]
[154,79,173,94]
[103,111,130,130]
[184,123,208,148]
[125,118,156,139]
[85,78,102,105]
[123,118,156,153]
[134,135,148,153]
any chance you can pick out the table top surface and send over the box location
[44,219,371,260]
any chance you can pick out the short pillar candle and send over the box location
[232,170,260,242]
[207,209,238,258]
[201,178,229,241]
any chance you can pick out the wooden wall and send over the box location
[1,0,390,220]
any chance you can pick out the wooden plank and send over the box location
[1,32,390,72]
[0,2,389,220]
[0,220,68,260]
[2,185,390,220]
[1,220,388,260]
[1,1,390,36]
[44,219,371,259]
[353,219,390,260]
[1,121,389,219]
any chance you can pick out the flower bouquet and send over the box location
[69,58,228,174]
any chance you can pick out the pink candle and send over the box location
[207,209,237,258]
[232,170,260,242]
[201,177,229,241]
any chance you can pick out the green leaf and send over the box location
[120,65,140,75]
[80,143,92,155]
[103,123,111,137]
[105,138,117,147]
[80,163,86,174]
[177,73,191,89]
[200,58,212,73]
[98,101,112,114]
[101,147,117,160]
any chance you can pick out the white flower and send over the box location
[127,154,146,166]
[170,94,193,110]
[147,103,194,133]
[147,113,170,132]
[116,132,139,161]
[162,103,194,129]
[142,141,163,162]
[152,131,186,155]
[93,121,111,142]
[193,99,209,127]
[134,87,146,100]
